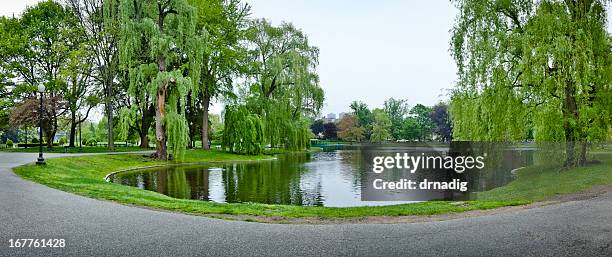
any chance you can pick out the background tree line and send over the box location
[311,98,452,143]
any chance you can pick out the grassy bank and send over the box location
[1,146,147,153]
[477,152,612,201]
[12,150,612,219]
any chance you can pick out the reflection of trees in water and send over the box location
[114,153,326,205]
[221,153,323,205]
[338,150,363,188]
[165,167,191,199]
[185,167,210,201]
[123,167,196,200]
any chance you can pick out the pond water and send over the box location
[109,145,535,207]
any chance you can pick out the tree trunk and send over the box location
[201,93,210,150]
[139,105,153,148]
[69,110,77,147]
[562,80,581,167]
[153,10,169,159]
[155,86,168,160]
[106,75,114,150]
[139,121,150,148]
[139,131,149,148]
[578,141,588,165]
[45,126,55,149]
[24,127,28,148]
[186,92,195,149]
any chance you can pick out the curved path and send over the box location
[1,152,611,257]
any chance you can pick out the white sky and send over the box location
[3,0,612,119]
[245,0,458,117]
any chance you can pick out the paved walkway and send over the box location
[0,152,611,257]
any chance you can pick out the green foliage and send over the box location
[97,117,109,142]
[118,106,138,141]
[83,122,96,142]
[0,1,85,148]
[383,98,408,139]
[6,139,13,147]
[450,0,611,166]
[87,138,98,146]
[350,101,372,139]
[119,0,202,159]
[58,137,67,146]
[370,108,392,142]
[188,0,249,102]
[400,117,420,141]
[165,110,190,159]
[226,18,324,153]
[209,113,223,141]
[222,105,264,155]
[409,104,434,141]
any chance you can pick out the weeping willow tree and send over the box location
[450,0,611,167]
[241,19,324,151]
[119,0,203,160]
[222,105,264,155]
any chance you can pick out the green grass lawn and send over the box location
[12,149,612,220]
[0,146,147,153]
[476,152,612,201]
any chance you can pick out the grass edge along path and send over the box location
[12,150,612,220]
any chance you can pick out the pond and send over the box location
[109,145,536,207]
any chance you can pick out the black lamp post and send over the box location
[36,84,46,165]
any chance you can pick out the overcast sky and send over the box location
[3,0,612,118]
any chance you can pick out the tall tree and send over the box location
[400,117,420,141]
[409,104,433,141]
[431,102,452,142]
[189,0,250,150]
[2,1,84,148]
[119,0,202,160]
[370,108,392,143]
[0,17,19,134]
[61,27,99,147]
[244,19,323,150]
[451,0,611,166]
[65,0,121,150]
[383,97,408,140]
[349,100,372,139]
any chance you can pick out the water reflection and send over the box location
[111,145,536,207]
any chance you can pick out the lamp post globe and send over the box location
[36,84,46,165]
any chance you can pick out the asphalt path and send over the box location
[0,152,610,257]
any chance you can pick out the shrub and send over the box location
[31,137,39,143]
[6,139,13,147]
[87,138,97,146]
[58,137,67,145]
